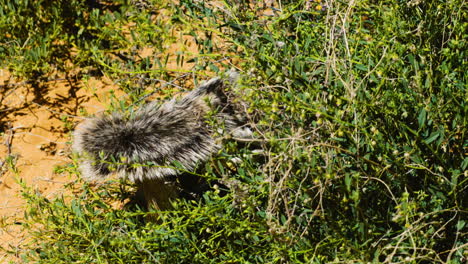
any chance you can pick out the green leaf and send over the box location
[424,131,439,144]
[355,64,368,71]
[217,160,225,175]
[418,108,427,129]
[344,174,351,192]
[456,220,465,231]
[461,157,468,170]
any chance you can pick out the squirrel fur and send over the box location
[72,72,249,184]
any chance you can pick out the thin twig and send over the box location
[0,122,14,176]
[6,122,13,155]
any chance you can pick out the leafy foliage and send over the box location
[2,0,466,263]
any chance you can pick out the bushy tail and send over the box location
[72,72,245,182]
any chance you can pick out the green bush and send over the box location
[2,0,466,263]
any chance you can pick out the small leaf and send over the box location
[217,160,224,175]
[424,131,439,144]
[461,157,468,170]
[344,174,351,192]
[418,108,426,129]
[355,64,368,71]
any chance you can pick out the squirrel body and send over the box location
[73,73,247,185]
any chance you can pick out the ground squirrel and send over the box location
[72,72,251,210]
